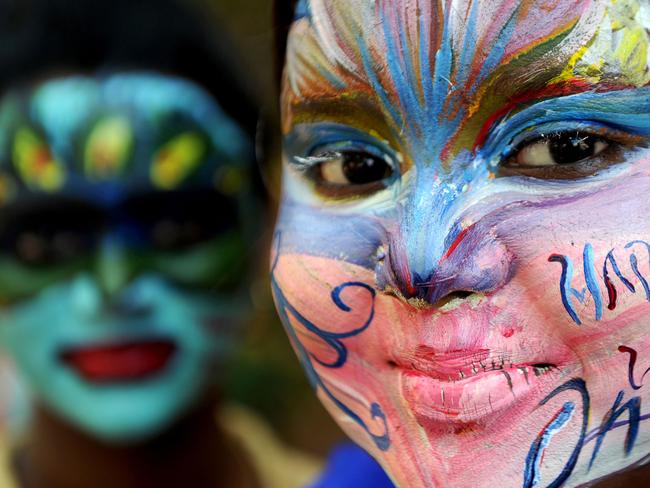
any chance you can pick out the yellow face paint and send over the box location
[560,0,650,86]
[151,132,205,190]
[0,173,16,206]
[13,127,65,192]
[214,166,245,196]
[84,115,133,180]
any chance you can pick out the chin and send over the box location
[36,355,209,445]
[61,388,199,444]
[74,406,178,445]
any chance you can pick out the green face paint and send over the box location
[0,72,256,443]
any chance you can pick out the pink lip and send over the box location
[397,347,560,425]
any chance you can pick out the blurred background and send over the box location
[0,0,344,486]
[198,0,346,457]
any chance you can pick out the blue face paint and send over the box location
[294,0,311,20]
[0,72,255,443]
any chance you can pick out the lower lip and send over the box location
[401,364,556,425]
[60,339,177,384]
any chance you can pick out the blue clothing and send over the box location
[309,443,395,488]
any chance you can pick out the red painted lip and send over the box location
[396,347,559,425]
[60,339,177,384]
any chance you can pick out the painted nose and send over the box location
[95,236,134,297]
[90,236,153,316]
[378,221,513,306]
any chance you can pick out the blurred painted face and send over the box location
[275,1,650,486]
[0,73,254,443]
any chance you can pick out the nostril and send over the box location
[433,290,474,309]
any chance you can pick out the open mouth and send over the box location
[60,338,177,384]
[397,348,560,425]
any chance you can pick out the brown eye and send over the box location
[318,151,393,185]
[511,132,609,167]
[496,130,632,180]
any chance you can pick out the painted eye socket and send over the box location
[512,132,608,167]
[305,149,394,198]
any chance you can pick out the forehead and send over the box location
[0,73,251,204]
[283,1,650,147]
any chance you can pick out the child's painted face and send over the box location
[0,73,254,443]
[275,1,650,486]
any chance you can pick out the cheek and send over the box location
[496,178,650,323]
[271,252,396,449]
[2,296,63,343]
[273,254,382,356]
[159,292,239,357]
[491,178,650,402]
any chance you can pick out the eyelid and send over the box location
[291,152,344,171]
[498,122,641,163]
[478,89,650,162]
[284,123,399,165]
[289,140,398,172]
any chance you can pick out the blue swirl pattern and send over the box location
[271,233,391,451]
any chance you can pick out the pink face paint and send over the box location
[276,1,650,486]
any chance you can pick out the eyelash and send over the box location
[496,126,648,177]
[291,153,343,173]
[291,143,398,177]
[287,123,648,198]
[502,127,625,159]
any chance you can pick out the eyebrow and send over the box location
[286,73,649,169]
[472,79,596,152]
[284,94,395,139]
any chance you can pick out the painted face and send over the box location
[0,73,254,443]
[275,1,650,486]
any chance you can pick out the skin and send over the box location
[0,72,254,445]
[275,1,650,486]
